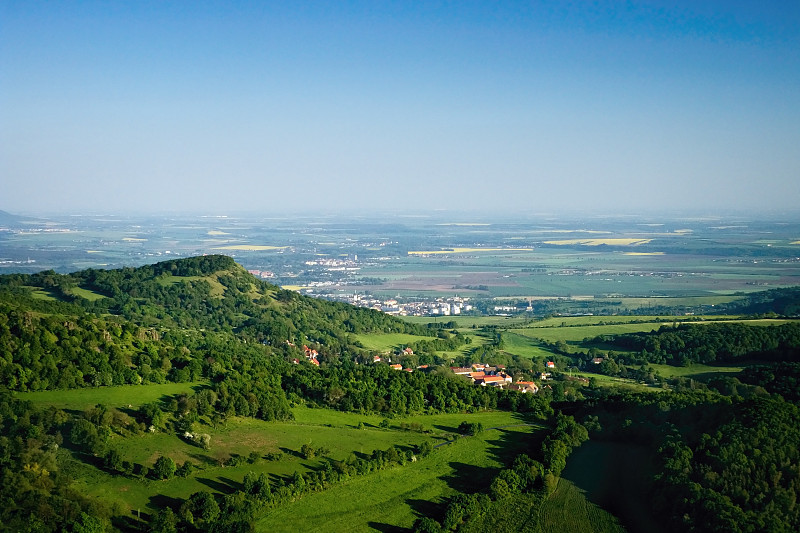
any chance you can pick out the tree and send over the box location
[150,507,178,533]
[300,443,315,459]
[176,460,194,478]
[153,456,176,480]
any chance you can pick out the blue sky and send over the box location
[2,1,798,215]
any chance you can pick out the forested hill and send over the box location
[0,255,428,391]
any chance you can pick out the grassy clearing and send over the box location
[648,362,744,379]
[156,274,227,297]
[16,381,205,410]
[256,422,540,532]
[69,286,107,301]
[25,286,60,301]
[573,372,661,393]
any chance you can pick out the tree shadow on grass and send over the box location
[279,446,304,459]
[195,476,236,493]
[405,498,442,520]
[114,514,146,532]
[218,476,243,492]
[366,522,411,533]
[443,462,497,493]
[148,493,184,511]
[482,427,537,466]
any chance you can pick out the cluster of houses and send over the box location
[288,338,555,395]
[450,363,540,394]
[288,341,320,366]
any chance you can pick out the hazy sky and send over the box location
[2,1,799,215]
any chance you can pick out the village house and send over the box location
[451,367,473,375]
[469,371,486,380]
[477,375,507,387]
[546,361,556,369]
[509,381,539,394]
[390,364,403,370]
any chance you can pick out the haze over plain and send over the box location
[1,1,798,215]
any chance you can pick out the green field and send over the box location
[22,380,539,529]
[501,331,558,359]
[256,420,540,532]
[647,362,744,379]
[16,381,204,410]
[511,322,670,344]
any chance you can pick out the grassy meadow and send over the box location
[24,382,539,528]
[256,420,540,532]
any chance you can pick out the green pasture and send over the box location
[256,421,541,532]
[501,332,558,359]
[16,381,204,410]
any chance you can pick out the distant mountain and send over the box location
[0,210,38,225]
